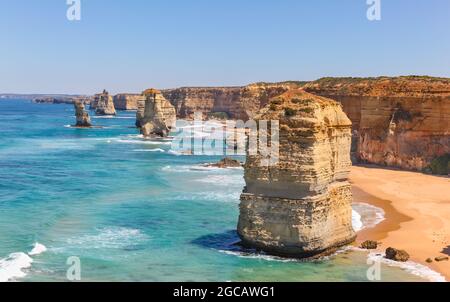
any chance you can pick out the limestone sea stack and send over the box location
[138,89,176,137]
[94,90,116,116]
[238,89,356,258]
[74,101,92,127]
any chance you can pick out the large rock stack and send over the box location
[137,89,176,137]
[238,89,356,258]
[94,90,116,116]
[73,101,92,127]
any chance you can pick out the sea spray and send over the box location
[29,243,48,256]
[0,253,33,282]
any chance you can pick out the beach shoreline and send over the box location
[350,165,450,281]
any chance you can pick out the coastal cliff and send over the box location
[161,82,304,120]
[138,89,176,137]
[113,94,144,110]
[238,89,356,257]
[304,76,450,171]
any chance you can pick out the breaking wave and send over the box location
[0,242,47,282]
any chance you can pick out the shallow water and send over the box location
[0,100,432,282]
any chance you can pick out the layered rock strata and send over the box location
[138,89,176,137]
[161,82,304,120]
[238,89,356,258]
[74,101,92,127]
[304,76,450,171]
[113,94,144,110]
[93,90,116,116]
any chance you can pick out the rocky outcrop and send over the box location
[238,89,356,258]
[93,90,116,116]
[138,89,176,137]
[206,158,243,168]
[73,101,92,127]
[113,94,144,110]
[385,247,410,262]
[161,82,304,120]
[361,240,378,250]
[304,76,450,171]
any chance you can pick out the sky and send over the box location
[0,0,449,94]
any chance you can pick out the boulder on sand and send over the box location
[385,247,410,262]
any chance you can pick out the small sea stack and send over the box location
[74,100,92,128]
[137,88,176,137]
[94,90,116,116]
[238,89,356,258]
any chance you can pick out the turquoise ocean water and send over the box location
[0,100,439,282]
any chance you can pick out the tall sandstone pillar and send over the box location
[139,89,176,137]
[238,89,356,258]
[94,90,116,116]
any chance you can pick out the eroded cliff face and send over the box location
[138,89,176,137]
[161,82,303,120]
[304,77,450,171]
[113,94,144,110]
[93,90,116,116]
[238,89,356,258]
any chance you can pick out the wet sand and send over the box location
[350,165,450,281]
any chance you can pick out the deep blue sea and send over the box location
[0,99,439,282]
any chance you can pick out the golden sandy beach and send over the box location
[351,165,450,281]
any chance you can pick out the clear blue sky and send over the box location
[1,0,449,94]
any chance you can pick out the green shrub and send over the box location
[271,99,282,105]
[429,154,450,175]
[284,108,296,117]
[207,112,229,120]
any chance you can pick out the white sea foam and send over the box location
[0,253,34,282]
[195,174,244,186]
[352,202,386,231]
[167,150,184,156]
[116,139,172,145]
[352,210,364,232]
[367,251,446,282]
[91,115,132,119]
[125,134,144,139]
[162,164,243,173]
[66,227,149,249]
[28,243,47,256]
[133,148,165,153]
[219,250,299,263]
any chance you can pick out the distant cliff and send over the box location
[161,82,306,120]
[113,94,144,110]
[303,76,450,171]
